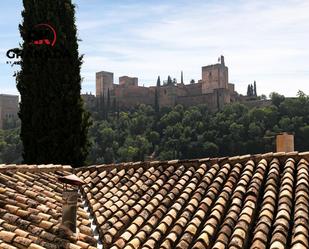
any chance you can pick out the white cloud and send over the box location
[78,0,309,96]
[1,0,308,97]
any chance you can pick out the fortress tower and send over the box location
[201,55,229,94]
[96,71,114,97]
[119,76,138,87]
[0,94,19,129]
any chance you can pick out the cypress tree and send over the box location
[107,88,110,120]
[181,71,184,84]
[254,81,257,96]
[99,94,105,120]
[167,76,172,85]
[112,98,116,114]
[154,76,160,113]
[247,84,255,97]
[116,102,120,120]
[96,96,100,113]
[157,76,161,87]
[16,0,91,167]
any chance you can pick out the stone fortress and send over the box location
[0,94,19,129]
[92,56,242,111]
[0,56,262,130]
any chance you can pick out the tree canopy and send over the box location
[2,92,309,165]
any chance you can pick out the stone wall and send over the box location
[159,85,183,107]
[182,82,203,96]
[112,80,232,111]
[176,88,231,111]
[81,93,96,110]
[0,94,19,129]
[240,99,272,109]
[114,85,154,109]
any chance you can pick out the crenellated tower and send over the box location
[201,55,229,94]
[96,71,114,97]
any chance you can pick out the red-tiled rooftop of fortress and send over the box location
[1,151,309,249]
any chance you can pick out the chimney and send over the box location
[58,174,85,234]
[276,132,294,152]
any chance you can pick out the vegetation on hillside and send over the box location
[1,91,309,165]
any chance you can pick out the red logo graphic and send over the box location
[30,23,57,47]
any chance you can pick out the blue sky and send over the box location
[0,0,309,97]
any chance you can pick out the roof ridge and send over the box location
[0,164,72,173]
[2,151,308,174]
[76,151,309,173]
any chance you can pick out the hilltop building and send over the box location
[95,56,239,111]
[0,94,19,129]
[81,92,96,110]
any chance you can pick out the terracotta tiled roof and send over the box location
[2,151,309,249]
[0,164,97,249]
[76,151,309,249]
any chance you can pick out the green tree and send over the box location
[148,131,160,150]
[247,84,254,96]
[203,142,219,157]
[0,128,23,164]
[298,125,309,151]
[112,98,116,114]
[154,76,160,113]
[104,147,114,163]
[261,94,267,100]
[279,117,294,131]
[270,92,285,107]
[135,135,151,161]
[16,0,91,167]
[117,146,138,162]
[2,117,19,130]
[107,88,111,119]
[167,75,173,85]
[97,94,105,120]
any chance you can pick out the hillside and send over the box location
[1,91,309,165]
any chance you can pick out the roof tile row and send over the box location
[77,153,309,249]
[2,152,309,248]
[0,165,97,249]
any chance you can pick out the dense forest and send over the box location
[1,91,309,165]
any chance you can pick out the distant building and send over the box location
[201,55,229,94]
[96,71,114,98]
[119,76,138,87]
[93,56,258,111]
[81,92,96,110]
[0,94,19,129]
